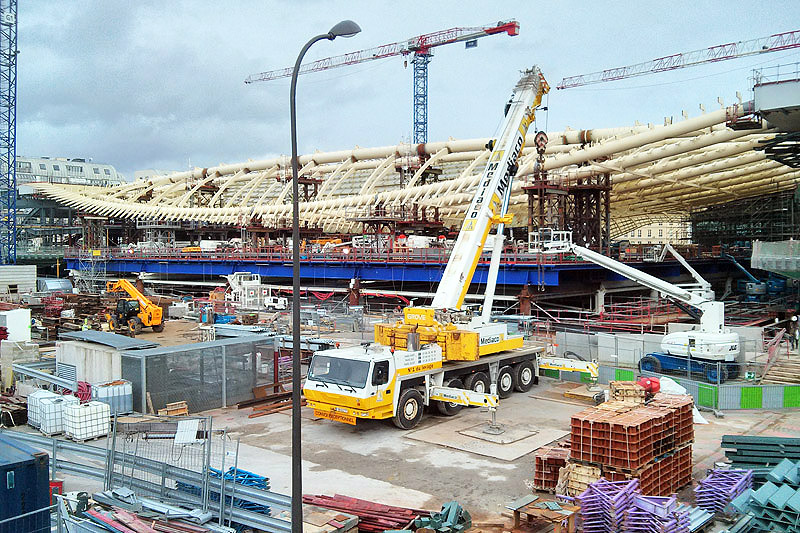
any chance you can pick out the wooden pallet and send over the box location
[157,401,189,416]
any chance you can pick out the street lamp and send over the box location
[289,19,361,532]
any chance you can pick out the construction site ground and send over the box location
[202,378,800,523]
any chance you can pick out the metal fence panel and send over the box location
[762,385,784,409]
[598,366,616,385]
[718,385,742,410]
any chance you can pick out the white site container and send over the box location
[91,380,133,416]
[39,395,79,435]
[64,401,111,441]
[27,389,58,428]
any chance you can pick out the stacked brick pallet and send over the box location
[532,445,570,492]
[567,393,694,496]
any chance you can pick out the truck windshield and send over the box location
[308,355,371,389]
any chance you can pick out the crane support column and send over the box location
[412,52,431,145]
[0,0,17,264]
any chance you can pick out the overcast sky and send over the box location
[19,1,800,179]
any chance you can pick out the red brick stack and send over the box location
[567,393,694,496]
[533,445,571,492]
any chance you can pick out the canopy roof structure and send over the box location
[29,101,800,240]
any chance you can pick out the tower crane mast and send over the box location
[246,21,519,144]
[557,29,800,89]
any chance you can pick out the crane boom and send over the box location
[557,30,800,89]
[245,21,519,83]
[431,66,548,310]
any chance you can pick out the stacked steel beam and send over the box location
[302,494,430,532]
[568,393,694,496]
[576,479,639,532]
[533,445,571,492]
[722,435,800,480]
[694,469,753,514]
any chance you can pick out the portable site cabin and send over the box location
[0,434,50,533]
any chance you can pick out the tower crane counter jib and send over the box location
[304,67,553,429]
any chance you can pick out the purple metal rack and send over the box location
[694,468,753,514]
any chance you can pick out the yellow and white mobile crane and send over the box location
[304,67,597,429]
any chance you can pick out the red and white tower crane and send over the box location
[245,21,520,144]
[557,30,800,89]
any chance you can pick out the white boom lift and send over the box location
[304,67,599,429]
[533,230,740,381]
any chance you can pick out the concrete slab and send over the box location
[406,414,568,461]
[459,422,538,444]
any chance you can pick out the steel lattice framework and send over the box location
[558,30,800,89]
[0,0,15,264]
[28,101,800,240]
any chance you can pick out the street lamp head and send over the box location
[328,20,361,40]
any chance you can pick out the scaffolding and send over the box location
[691,189,799,246]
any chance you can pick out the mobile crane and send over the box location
[533,230,740,383]
[105,279,164,336]
[304,67,598,430]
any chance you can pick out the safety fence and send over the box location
[545,364,800,411]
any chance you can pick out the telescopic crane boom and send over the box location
[533,230,738,361]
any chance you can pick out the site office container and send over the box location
[0,434,50,533]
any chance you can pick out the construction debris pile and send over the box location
[561,391,694,496]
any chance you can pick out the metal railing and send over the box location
[0,504,52,533]
[64,243,739,268]
[0,430,292,532]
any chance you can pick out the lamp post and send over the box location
[289,19,361,532]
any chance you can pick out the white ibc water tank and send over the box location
[39,395,79,435]
[27,389,58,428]
[64,401,111,441]
[91,380,133,416]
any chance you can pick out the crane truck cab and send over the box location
[305,341,542,429]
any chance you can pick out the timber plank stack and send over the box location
[565,392,694,496]
[760,357,800,384]
[302,494,430,532]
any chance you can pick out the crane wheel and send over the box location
[152,323,164,333]
[393,389,424,430]
[513,361,535,392]
[464,372,490,394]
[110,316,120,331]
[726,364,740,380]
[496,366,516,399]
[435,379,464,416]
[128,318,143,336]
